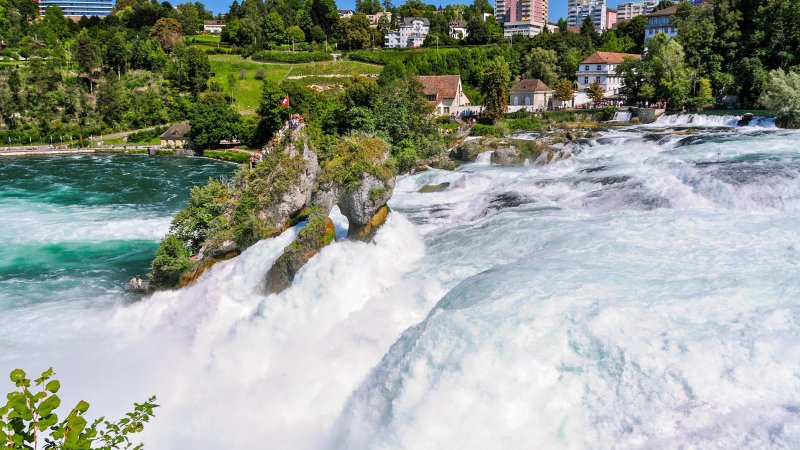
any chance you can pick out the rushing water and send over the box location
[2,119,800,449]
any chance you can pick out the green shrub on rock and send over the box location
[150,234,192,287]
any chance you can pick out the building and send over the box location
[504,21,546,39]
[160,123,192,149]
[568,0,607,31]
[496,0,547,24]
[449,21,468,40]
[616,0,659,21]
[510,79,554,110]
[338,9,354,19]
[366,11,392,28]
[418,75,471,115]
[606,8,617,29]
[37,0,113,17]
[576,51,641,97]
[644,5,678,39]
[203,20,226,34]
[385,17,429,48]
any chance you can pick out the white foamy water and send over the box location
[3,117,800,449]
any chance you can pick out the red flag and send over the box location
[281,95,289,108]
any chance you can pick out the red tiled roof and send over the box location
[511,79,552,92]
[580,51,641,64]
[418,75,461,101]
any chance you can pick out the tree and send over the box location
[286,25,305,43]
[580,15,598,45]
[96,75,128,125]
[189,92,243,150]
[1,367,157,449]
[104,32,130,77]
[149,17,184,52]
[301,0,339,39]
[480,56,510,122]
[74,31,102,93]
[151,234,192,286]
[760,69,800,128]
[465,16,489,45]
[226,73,238,104]
[588,80,605,105]
[522,47,559,88]
[264,11,285,45]
[688,77,714,111]
[175,2,201,35]
[341,13,372,50]
[553,78,575,106]
[255,80,289,146]
[168,45,210,95]
[615,15,648,54]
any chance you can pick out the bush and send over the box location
[760,69,800,128]
[251,51,332,63]
[254,68,267,80]
[204,150,251,163]
[503,117,543,132]
[150,234,192,287]
[127,125,168,143]
[470,124,499,136]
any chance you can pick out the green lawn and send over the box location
[188,34,230,51]
[209,55,384,111]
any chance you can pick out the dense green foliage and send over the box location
[150,234,193,286]
[189,92,243,149]
[1,368,157,449]
[760,70,800,128]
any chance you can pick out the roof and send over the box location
[449,20,467,27]
[403,17,430,26]
[418,75,461,102]
[581,51,641,64]
[204,20,225,25]
[338,9,353,13]
[161,123,191,140]
[645,5,678,16]
[512,79,553,92]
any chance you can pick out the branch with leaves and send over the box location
[1,368,157,450]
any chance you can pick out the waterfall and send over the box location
[610,111,633,122]
[652,113,776,128]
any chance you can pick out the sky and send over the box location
[201,0,628,24]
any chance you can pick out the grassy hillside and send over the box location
[209,55,383,111]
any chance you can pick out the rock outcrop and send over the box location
[451,133,579,166]
[150,129,396,294]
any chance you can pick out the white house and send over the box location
[203,20,226,34]
[576,51,641,97]
[418,75,471,115]
[503,21,546,38]
[449,20,468,39]
[366,11,392,28]
[510,79,554,111]
[643,5,678,39]
[385,17,430,48]
[338,9,354,19]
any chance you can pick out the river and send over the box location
[2,117,800,449]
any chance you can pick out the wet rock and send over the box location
[338,173,395,238]
[491,147,525,165]
[264,212,336,295]
[738,113,754,126]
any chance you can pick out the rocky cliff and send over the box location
[150,129,395,294]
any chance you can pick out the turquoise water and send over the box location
[0,154,236,310]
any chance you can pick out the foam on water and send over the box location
[3,120,800,449]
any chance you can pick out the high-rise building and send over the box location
[496,0,547,24]
[568,0,607,31]
[616,0,659,21]
[37,0,114,17]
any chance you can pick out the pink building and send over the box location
[606,8,618,29]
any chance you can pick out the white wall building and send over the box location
[503,21,546,38]
[510,79,554,110]
[385,17,430,48]
[567,0,607,31]
[644,5,678,39]
[203,20,226,34]
[418,75,472,115]
[576,51,641,97]
[616,0,659,21]
[449,20,468,39]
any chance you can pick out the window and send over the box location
[585,65,589,71]
[597,65,601,71]
[584,77,589,84]
[444,107,450,113]
[426,94,437,101]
